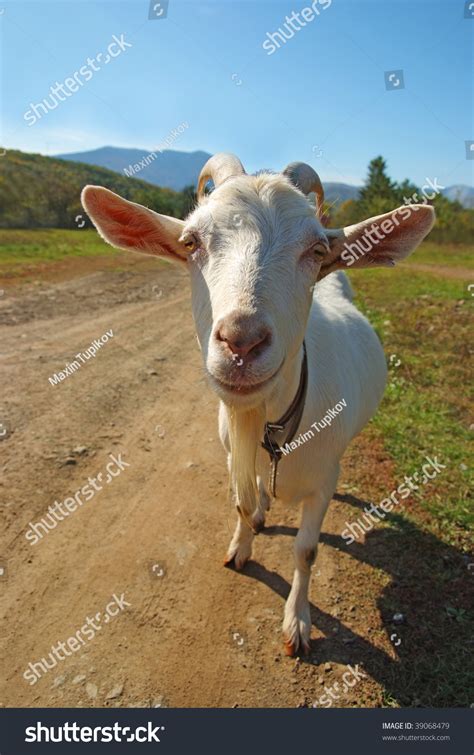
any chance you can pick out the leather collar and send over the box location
[261,342,308,497]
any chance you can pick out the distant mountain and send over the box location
[56,146,362,201]
[323,182,361,206]
[55,146,474,209]
[56,147,212,192]
[441,185,474,209]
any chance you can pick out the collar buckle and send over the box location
[261,423,284,461]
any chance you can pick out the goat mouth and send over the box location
[210,363,283,396]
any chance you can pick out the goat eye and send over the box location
[181,233,198,253]
[311,240,329,258]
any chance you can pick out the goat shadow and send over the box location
[239,492,473,707]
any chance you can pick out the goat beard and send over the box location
[227,403,266,517]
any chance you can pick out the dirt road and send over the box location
[0,258,424,708]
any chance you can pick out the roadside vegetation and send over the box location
[0,149,195,229]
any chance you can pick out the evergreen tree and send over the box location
[395,178,421,205]
[358,156,398,215]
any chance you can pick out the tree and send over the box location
[330,199,362,228]
[395,178,420,205]
[358,156,398,215]
[177,185,197,219]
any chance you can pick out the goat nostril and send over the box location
[216,328,233,347]
[249,332,270,356]
[216,327,271,359]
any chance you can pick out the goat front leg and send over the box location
[226,475,271,565]
[283,465,339,656]
[222,451,255,569]
[251,475,271,533]
[223,441,269,566]
[224,500,255,570]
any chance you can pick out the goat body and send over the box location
[81,153,434,655]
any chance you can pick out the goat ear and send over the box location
[318,205,435,279]
[81,186,189,264]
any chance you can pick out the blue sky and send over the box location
[1,0,472,186]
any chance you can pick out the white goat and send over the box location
[81,154,435,655]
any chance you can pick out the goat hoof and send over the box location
[283,606,311,657]
[283,638,310,657]
[223,553,249,570]
[284,639,297,657]
[224,536,252,570]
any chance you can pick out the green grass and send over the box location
[349,261,473,548]
[348,247,473,708]
[0,229,118,270]
[402,240,472,268]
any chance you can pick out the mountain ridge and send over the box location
[56,146,474,208]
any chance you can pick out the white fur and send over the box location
[81,167,435,655]
[218,269,387,650]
